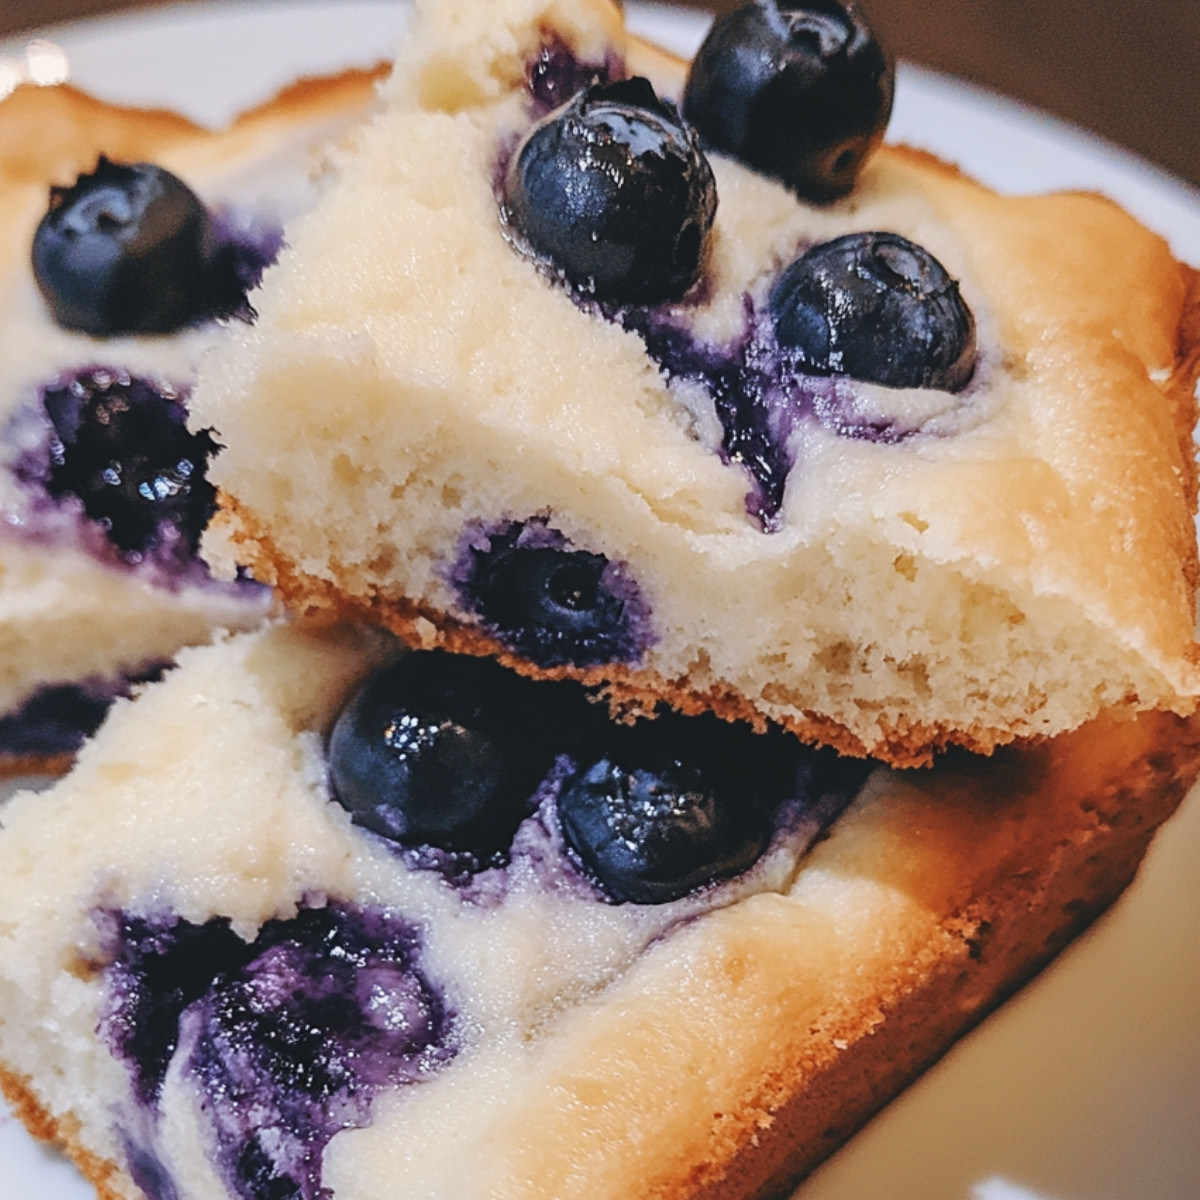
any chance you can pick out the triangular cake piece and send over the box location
[2,621,1198,1199]
[0,72,379,769]
[193,0,1200,765]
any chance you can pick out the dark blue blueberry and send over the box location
[457,520,648,668]
[328,652,569,857]
[185,907,453,1200]
[33,158,213,336]
[557,713,801,905]
[769,231,977,389]
[502,77,717,303]
[683,0,893,203]
[31,157,276,336]
[36,371,219,561]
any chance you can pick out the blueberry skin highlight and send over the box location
[328,652,561,856]
[769,231,977,390]
[557,714,791,905]
[683,0,893,204]
[33,158,214,336]
[503,77,717,304]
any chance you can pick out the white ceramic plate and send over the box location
[2,5,1199,1199]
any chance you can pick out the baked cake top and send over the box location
[192,0,1200,763]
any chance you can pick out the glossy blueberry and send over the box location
[40,371,219,560]
[328,652,562,856]
[502,76,717,303]
[32,157,216,336]
[769,231,977,389]
[557,714,790,904]
[683,0,893,203]
[459,521,648,669]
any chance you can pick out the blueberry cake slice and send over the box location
[1,620,1198,1199]
[0,72,380,769]
[192,0,1200,766]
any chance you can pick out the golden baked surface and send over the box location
[194,0,1200,765]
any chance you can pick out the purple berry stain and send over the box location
[526,36,621,115]
[0,667,164,761]
[16,369,219,566]
[623,301,912,531]
[100,903,456,1200]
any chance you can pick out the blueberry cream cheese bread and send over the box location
[193,0,1200,765]
[0,72,379,769]
[2,621,1199,1200]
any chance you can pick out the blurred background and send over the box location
[1,0,1198,190]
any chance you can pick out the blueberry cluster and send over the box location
[499,6,975,523]
[328,651,865,905]
[32,157,270,336]
[501,2,897,310]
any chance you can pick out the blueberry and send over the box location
[32,157,218,336]
[502,77,717,303]
[557,714,789,905]
[182,906,454,1200]
[458,521,649,669]
[682,1,893,203]
[39,371,219,561]
[328,652,563,856]
[769,231,977,390]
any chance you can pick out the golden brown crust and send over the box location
[0,752,74,778]
[0,69,385,181]
[0,1068,126,1200]
[690,708,1200,1197]
[214,491,1200,770]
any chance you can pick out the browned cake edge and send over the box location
[0,1069,126,1200]
[682,710,1200,1197]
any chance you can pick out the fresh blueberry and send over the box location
[502,76,717,303]
[682,0,893,203]
[32,157,218,336]
[769,231,977,389]
[39,371,219,561]
[557,714,791,905]
[328,652,564,856]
